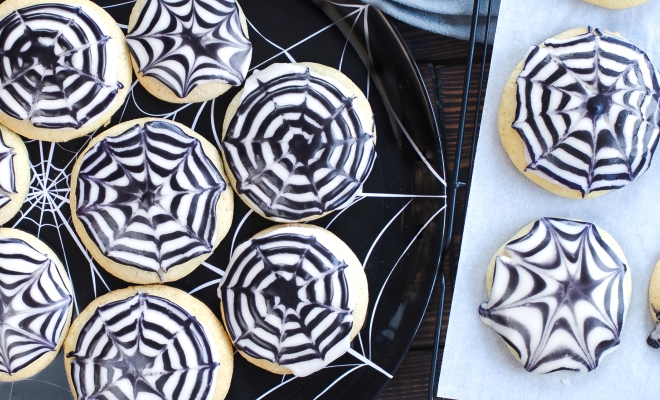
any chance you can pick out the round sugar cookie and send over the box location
[0,0,132,142]
[582,0,649,9]
[63,285,234,400]
[217,223,368,376]
[0,228,73,382]
[126,0,252,103]
[0,125,29,225]
[479,217,631,373]
[221,62,377,223]
[499,27,660,199]
[70,118,233,284]
[646,259,660,347]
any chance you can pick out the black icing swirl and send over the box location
[75,120,226,278]
[223,65,376,222]
[0,4,123,129]
[0,237,72,375]
[514,27,660,195]
[68,292,219,399]
[479,218,627,373]
[126,0,252,98]
[218,231,353,376]
[0,132,16,209]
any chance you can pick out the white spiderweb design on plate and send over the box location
[0,238,72,375]
[126,0,252,98]
[514,27,660,195]
[68,292,219,400]
[75,121,226,278]
[0,4,122,129]
[0,1,446,398]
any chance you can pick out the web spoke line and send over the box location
[368,204,446,359]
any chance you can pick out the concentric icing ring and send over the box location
[0,4,123,129]
[223,63,376,222]
[126,0,252,98]
[514,27,660,195]
[74,120,227,278]
[0,237,71,375]
[68,292,219,399]
[479,218,628,373]
[218,229,355,377]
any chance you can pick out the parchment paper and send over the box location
[437,0,660,399]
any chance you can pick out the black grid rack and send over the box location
[429,0,495,398]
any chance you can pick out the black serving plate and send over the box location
[0,1,445,399]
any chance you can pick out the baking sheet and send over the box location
[437,0,660,399]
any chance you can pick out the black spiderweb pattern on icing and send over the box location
[514,27,660,195]
[126,0,252,98]
[223,67,376,221]
[219,232,353,372]
[0,4,122,129]
[68,292,219,399]
[0,238,71,375]
[478,218,627,373]
[75,120,226,277]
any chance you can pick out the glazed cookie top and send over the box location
[126,0,252,98]
[514,27,660,196]
[223,63,376,222]
[0,237,72,375]
[218,226,356,376]
[479,218,628,373]
[68,291,220,399]
[74,120,227,279]
[0,3,124,129]
[0,132,15,209]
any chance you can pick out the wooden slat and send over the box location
[379,350,433,400]
[392,20,471,64]
[378,20,491,400]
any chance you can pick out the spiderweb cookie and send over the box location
[0,0,132,141]
[222,62,377,222]
[70,118,233,283]
[499,27,660,198]
[218,224,368,376]
[479,218,631,373]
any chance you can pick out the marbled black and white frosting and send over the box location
[223,63,376,222]
[126,0,252,98]
[218,226,355,376]
[0,133,16,209]
[647,307,660,348]
[68,291,219,399]
[514,27,660,195]
[0,4,123,129]
[74,120,226,278]
[0,237,72,375]
[479,218,628,373]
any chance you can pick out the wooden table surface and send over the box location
[377,18,492,400]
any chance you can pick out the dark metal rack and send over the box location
[429,0,495,398]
